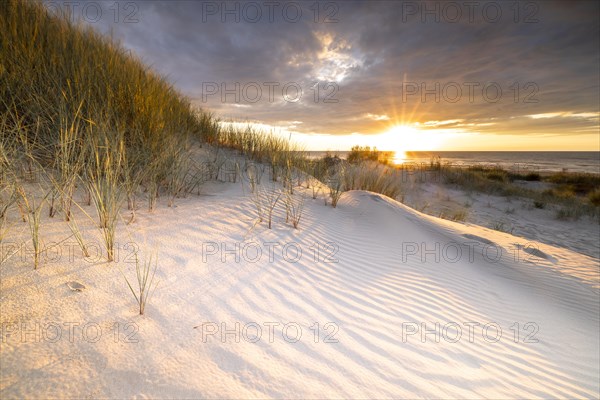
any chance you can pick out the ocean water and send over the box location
[306,151,600,174]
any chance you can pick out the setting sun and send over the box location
[385,125,414,163]
[376,124,444,163]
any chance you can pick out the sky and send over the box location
[57,0,599,151]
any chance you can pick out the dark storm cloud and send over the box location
[68,0,599,138]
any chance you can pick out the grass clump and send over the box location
[252,184,282,229]
[308,176,323,199]
[328,176,344,208]
[86,132,125,262]
[347,145,392,165]
[492,221,513,234]
[439,209,468,222]
[18,185,47,269]
[451,210,468,222]
[53,106,87,221]
[122,250,159,315]
[547,172,600,195]
[217,124,306,185]
[285,191,306,229]
[343,163,402,199]
[486,171,507,182]
[555,207,584,221]
[524,172,541,181]
[588,189,600,207]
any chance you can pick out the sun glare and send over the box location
[378,125,414,164]
[377,124,444,164]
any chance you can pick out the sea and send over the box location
[305,151,600,174]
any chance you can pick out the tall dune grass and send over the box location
[219,126,409,207]
[17,184,47,269]
[1,0,216,217]
[86,131,125,262]
[217,124,305,182]
[0,0,224,265]
[343,163,403,199]
[0,180,16,244]
[1,0,209,154]
[55,106,87,221]
[66,214,90,258]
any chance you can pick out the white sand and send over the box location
[1,169,599,398]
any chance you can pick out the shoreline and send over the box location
[303,151,600,175]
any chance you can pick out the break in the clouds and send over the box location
[63,0,599,144]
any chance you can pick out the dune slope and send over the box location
[1,183,598,398]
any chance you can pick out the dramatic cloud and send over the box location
[64,0,599,147]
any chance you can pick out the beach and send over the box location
[1,148,599,398]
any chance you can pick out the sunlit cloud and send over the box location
[421,119,464,127]
[365,113,391,121]
[528,112,599,120]
[313,31,362,83]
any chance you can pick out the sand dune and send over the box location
[1,182,598,398]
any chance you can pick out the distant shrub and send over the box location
[492,221,513,233]
[451,210,468,222]
[347,145,385,164]
[554,186,577,199]
[486,171,507,182]
[588,189,600,207]
[524,172,541,181]
[547,172,600,195]
[508,171,542,181]
[322,152,342,169]
[438,209,468,222]
[434,162,598,220]
[544,186,576,200]
[429,156,442,171]
[555,207,583,221]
